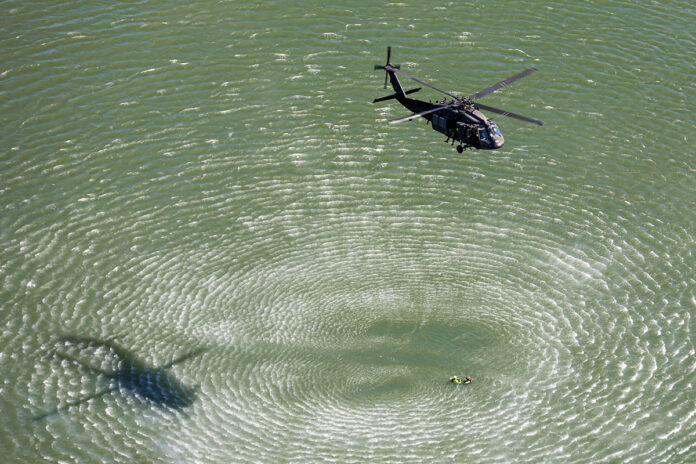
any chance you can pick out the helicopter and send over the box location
[373,47,543,152]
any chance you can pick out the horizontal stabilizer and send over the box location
[372,87,421,103]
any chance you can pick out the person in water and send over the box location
[450,376,472,385]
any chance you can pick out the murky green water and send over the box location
[2,1,694,462]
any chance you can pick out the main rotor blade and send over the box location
[386,65,460,99]
[389,103,454,124]
[474,102,544,126]
[470,68,538,99]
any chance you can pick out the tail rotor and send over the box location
[374,46,399,88]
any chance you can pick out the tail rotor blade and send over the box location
[375,47,400,89]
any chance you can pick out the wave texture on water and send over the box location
[2,0,695,463]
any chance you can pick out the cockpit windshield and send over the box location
[478,128,489,143]
[488,123,502,137]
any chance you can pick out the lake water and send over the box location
[2,1,695,462]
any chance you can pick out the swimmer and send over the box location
[450,376,472,385]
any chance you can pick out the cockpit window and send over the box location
[488,123,502,137]
[478,128,489,142]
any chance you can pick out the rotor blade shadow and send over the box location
[54,350,111,376]
[158,346,208,370]
[33,386,118,421]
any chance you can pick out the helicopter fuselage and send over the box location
[397,95,505,149]
[387,71,504,150]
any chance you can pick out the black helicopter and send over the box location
[373,47,543,152]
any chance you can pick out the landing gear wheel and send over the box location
[456,145,464,153]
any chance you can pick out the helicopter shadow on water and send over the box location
[33,335,207,421]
